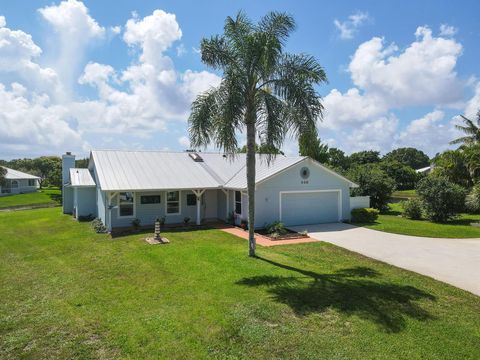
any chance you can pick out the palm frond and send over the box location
[200,35,233,70]
[188,89,219,148]
[258,11,296,44]
[256,89,287,162]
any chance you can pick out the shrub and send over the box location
[91,218,107,233]
[416,176,467,222]
[401,198,423,220]
[265,221,288,236]
[351,208,379,223]
[348,164,395,212]
[240,219,248,230]
[465,185,480,214]
[131,218,141,229]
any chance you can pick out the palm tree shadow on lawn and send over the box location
[236,257,436,333]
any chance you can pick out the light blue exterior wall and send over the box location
[73,187,97,218]
[0,179,38,196]
[252,159,352,229]
[63,187,73,214]
[108,189,219,229]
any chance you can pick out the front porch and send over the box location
[106,188,247,230]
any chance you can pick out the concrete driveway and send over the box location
[289,223,480,296]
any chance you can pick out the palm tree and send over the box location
[188,11,326,256]
[450,110,480,145]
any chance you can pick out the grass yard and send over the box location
[357,202,480,238]
[0,188,61,209]
[391,189,418,199]
[1,208,480,359]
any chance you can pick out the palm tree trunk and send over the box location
[246,116,256,257]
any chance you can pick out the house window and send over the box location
[186,194,197,206]
[166,191,180,214]
[11,180,18,188]
[28,179,35,186]
[235,191,242,214]
[140,195,160,204]
[118,192,135,217]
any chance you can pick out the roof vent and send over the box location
[188,152,203,162]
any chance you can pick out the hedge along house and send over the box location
[0,167,40,196]
[62,150,366,231]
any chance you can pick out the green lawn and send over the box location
[357,202,480,238]
[392,189,418,199]
[1,208,479,358]
[0,188,61,209]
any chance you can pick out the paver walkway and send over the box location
[289,222,480,296]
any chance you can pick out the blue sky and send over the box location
[0,0,479,159]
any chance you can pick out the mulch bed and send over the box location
[256,228,309,241]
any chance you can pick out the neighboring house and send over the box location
[62,150,367,231]
[0,167,40,196]
[416,165,432,174]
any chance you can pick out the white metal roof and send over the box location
[91,150,220,191]
[224,155,306,189]
[2,167,40,180]
[69,168,96,187]
[90,150,357,191]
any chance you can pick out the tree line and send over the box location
[0,157,89,188]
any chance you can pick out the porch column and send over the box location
[220,188,229,219]
[192,189,206,225]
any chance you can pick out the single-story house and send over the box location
[0,167,40,196]
[62,150,369,231]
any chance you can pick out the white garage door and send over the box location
[280,191,340,226]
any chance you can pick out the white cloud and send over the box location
[123,9,181,64]
[0,7,221,158]
[178,136,190,147]
[0,17,61,99]
[334,11,369,40]
[349,26,463,107]
[321,26,467,155]
[0,15,5,28]
[464,82,480,119]
[110,25,121,35]
[0,83,86,157]
[345,115,399,153]
[38,0,106,96]
[75,9,220,137]
[395,110,461,154]
[322,88,387,129]
[439,24,457,37]
[176,44,187,57]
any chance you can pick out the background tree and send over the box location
[189,11,326,256]
[298,132,329,163]
[32,156,62,188]
[382,147,430,169]
[348,164,395,211]
[416,176,467,222]
[326,147,350,172]
[238,143,284,155]
[349,150,381,166]
[76,158,90,168]
[431,150,471,188]
[379,160,419,190]
[450,110,480,145]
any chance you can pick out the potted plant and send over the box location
[183,217,191,227]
